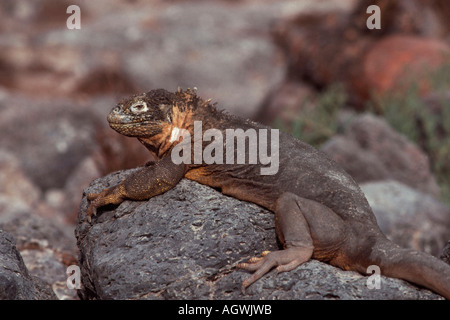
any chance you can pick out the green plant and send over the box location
[368,63,450,205]
[273,83,347,148]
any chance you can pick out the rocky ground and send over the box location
[0,0,449,300]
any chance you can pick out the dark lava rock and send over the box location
[0,230,56,300]
[75,169,443,300]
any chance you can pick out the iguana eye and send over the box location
[130,101,148,114]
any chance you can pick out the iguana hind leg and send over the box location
[238,192,314,288]
[238,247,313,288]
[238,192,346,288]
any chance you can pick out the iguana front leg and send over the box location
[86,156,186,222]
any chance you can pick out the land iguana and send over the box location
[86,88,450,298]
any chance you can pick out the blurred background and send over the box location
[0,0,449,299]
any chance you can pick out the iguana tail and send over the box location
[368,237,450,299]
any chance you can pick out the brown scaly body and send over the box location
[87,88,450,298]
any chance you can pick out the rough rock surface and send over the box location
[321,113,440,196]
[75,169,443,300]
[0,200,79,300]
[0,230,57,300]
[361,180,450,257]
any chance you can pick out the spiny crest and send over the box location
[119,87,224,117]
[144,89,178,106]
[174,87,219,114]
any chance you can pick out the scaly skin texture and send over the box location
[87,88,450,298]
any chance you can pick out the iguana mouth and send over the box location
[108,121,163,137]
[107,112,135,125]
[108,120,161,127]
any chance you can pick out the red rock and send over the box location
[363,35,450,97]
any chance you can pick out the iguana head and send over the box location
[107,88,206,156]
[107,88,179,137]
